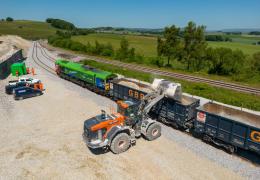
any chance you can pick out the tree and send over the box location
[116,38,130,60]
[128,48,135,60]
[183,21,207,71]
[157,25,181,66]
[252,52,260,72]
[6,17,13,22]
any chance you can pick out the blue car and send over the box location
[14,87,43,100]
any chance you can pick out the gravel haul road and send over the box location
[0,39,259,179]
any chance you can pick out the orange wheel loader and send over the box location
[83,79,182,154]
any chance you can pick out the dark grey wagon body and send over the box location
[194,102,260,154]
[151,96,200,129]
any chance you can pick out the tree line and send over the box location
[205,35,232,42]
[46,18,95,36]
[157,21,260,78]
[249,31,260,35]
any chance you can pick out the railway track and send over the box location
[31,42,56,75]
[38,41,260,95]
[37,42,56,62]
[87,57,260,95]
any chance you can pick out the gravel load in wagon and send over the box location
[116,78,154,94]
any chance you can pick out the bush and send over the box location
[70,42,85,51]
[207,47,245,75]
[150,57,164,67]
[133,54,144,64]
[6,17,13,22]
[100,43,114,57]
[206,35,223,41]
[56,30,71,38]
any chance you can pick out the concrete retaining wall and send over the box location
[0,49,24,79]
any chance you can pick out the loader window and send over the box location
[118,106,127,116]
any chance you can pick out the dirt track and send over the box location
[0,40,244,179]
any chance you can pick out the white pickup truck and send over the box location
[8,77,40,86]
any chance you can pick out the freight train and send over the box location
[55,59,260,155]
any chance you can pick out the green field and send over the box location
[0,20,56,39]
[72,33,260,56]
[208,41,260,55]
[72,33,157,57]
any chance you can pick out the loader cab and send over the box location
[117,101,140,126]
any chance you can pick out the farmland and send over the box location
[72,33,260,56]
[0,20,56,40]
[72,33,157,57]
[208,41,260,55]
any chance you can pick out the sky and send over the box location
[1,0,260,30]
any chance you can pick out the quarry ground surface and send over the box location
[0,37,259,179]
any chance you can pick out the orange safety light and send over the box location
[39,83,43,91]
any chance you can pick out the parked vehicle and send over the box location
[14,86,43,100]
[5,81,28,94]
[55,59,116,95]
[194,102,260,154]
[8,77,40,86]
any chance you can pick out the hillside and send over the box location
[0,20,57,40]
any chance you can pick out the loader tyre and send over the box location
[110,133,130,154]
[146,123,161,141]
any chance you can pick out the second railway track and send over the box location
[32,42,56,75]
